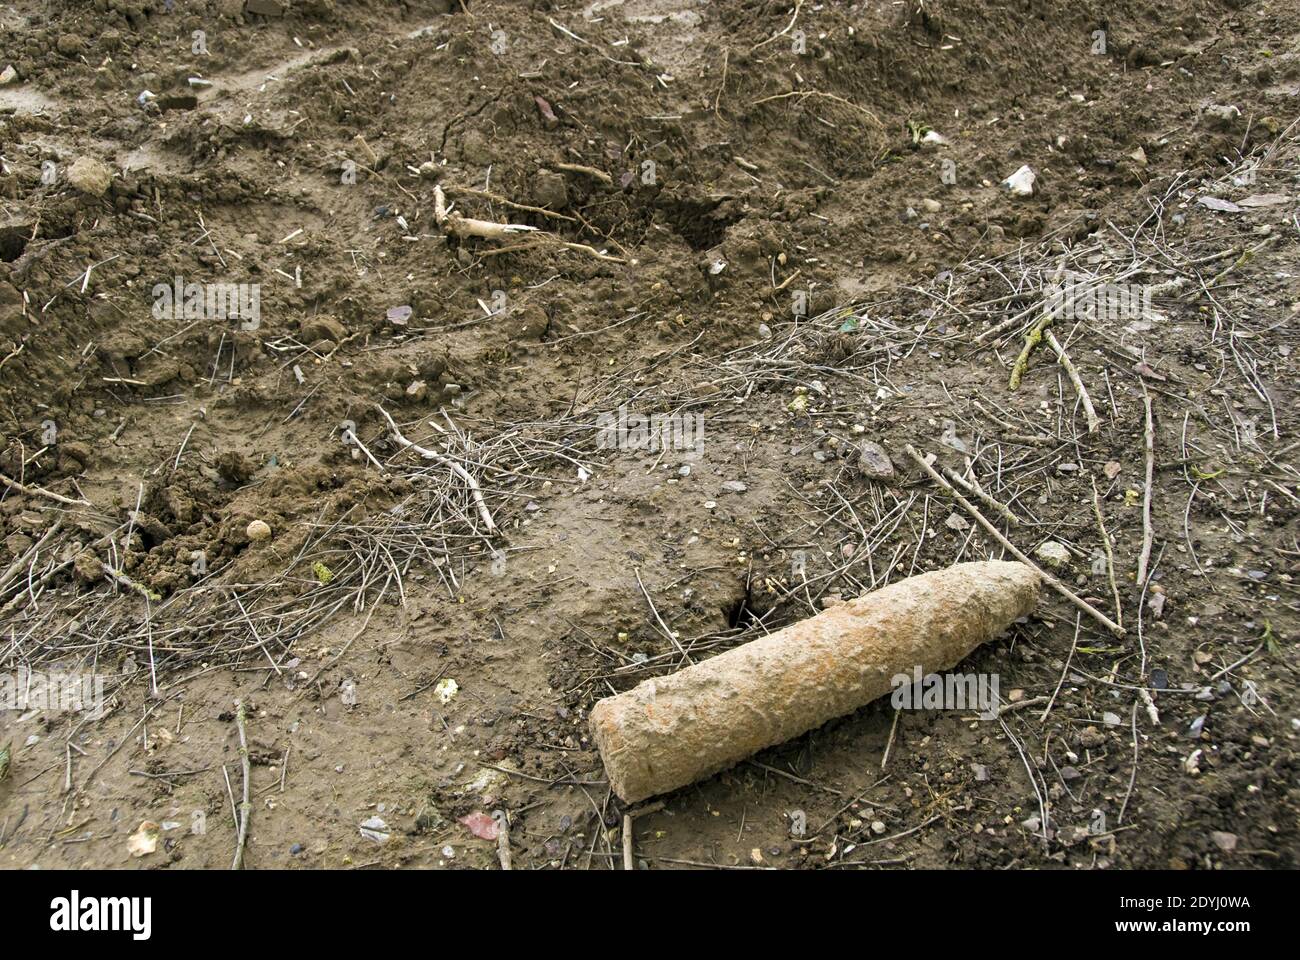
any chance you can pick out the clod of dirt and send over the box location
[66,157,113,196]
[246,0,288,17]
[73,552,105,584]
[216,451,257,485]
[1200,103,1243,132]
[532,170,568,210]
[1078,726,1106,750]
[591,561,1041,803]
[300,315,348,344]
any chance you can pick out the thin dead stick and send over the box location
[0,471,90,506]
[342,423,386,473]
[1117,700,1139,825]
[1040,613,1081,723]
[554,241,625,263]
[750,0,805,54]
[222,765,239,831]
[622,813,634,870]
[232,700,251,870]
[83,701,161,789]
[1091,477,1123,630]
[944,466,1019,526]
[974,301,1043,344]
[497,813,512,870]
[749,89,881,126]
[554,162,612,185]
[376,405,496,533]
[443,184,578,222]
[0,519,62,593]
[476,240,625,263]
[1045,330,1101,433]
[998,695,1049,716]
[905,445,1124,635]
[1136,387,1155,589]
[881,707,901,771]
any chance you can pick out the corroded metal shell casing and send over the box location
[591,561,1040,803]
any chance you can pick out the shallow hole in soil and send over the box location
[659,197,739,250]
[724,587,756,630]
[0,225,29,262]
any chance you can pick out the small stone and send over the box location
[406,380,428,401]
[870,820,886,835]
[1209,830,1238,852]
[1034,540,1071,569]
[855,440,895,480]
[246,519,272,542]
[0,65,17,86]
[1001,164,1037,197]
[66,157,113,196]
[434,678,459,704]
[55,34,84,57]
[921,198,941,213]
[720,480,747,493]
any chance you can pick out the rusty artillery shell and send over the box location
[591,560,1039,803]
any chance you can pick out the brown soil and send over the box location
[0,0,1296,870]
